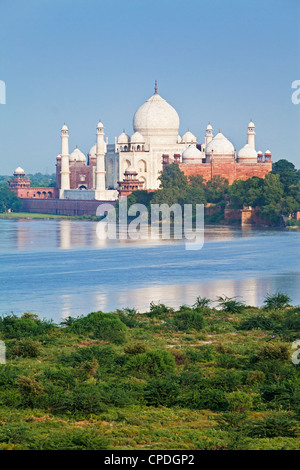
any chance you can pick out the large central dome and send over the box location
[133,91,180,139]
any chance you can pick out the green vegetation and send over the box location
[0,295,299,450]
[0,186,22,213]
[123,159,300,226]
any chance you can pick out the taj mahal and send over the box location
[10,82,272,204]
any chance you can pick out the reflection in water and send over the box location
[0,219,299,321]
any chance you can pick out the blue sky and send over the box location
[0,0,299,174]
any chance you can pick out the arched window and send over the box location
[138,159,147,172]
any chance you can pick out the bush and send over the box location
[246,412,298,438]
[185,345,213,363]
[147,302,173,318]
[246,370,265,385]
[144,376,180,407]
[180,388,228,411]
[193,296,211,309]
[173,308,205,331]
[128,349,175,377]
[227,391,253,413]
[263,291,291,310]
[217,296,245,314]
[10,339,42,358]
[94,315,128,345]
[238,315,276,331]
[124,342,147,355]
[256,342,290,362]
[0,313,53,339]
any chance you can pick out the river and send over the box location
[0,218,299,322]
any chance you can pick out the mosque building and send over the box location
[9,82,272,206]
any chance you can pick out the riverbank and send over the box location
[0,212,96,220]
[0,296,299,450]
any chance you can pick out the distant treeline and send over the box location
[0,173,56,187]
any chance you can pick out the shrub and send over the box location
[10,339,42,358]
[128,349,175,377]
[193,296,211,309]
[173,308,205,331]
[238,315,276,331]
[185,345,213,363]
[246,412,298,438]
[144,376,180,407]
[217,296,245,314]
[124,342,147,355]
[246,370,265,385]
[263,291,291,310]
[215,353,241,369]
[256,342,290,362]
[0,313,54,339]
[147,302,173,318]
[180,388,228,411]
[227,391,253,413]
[94,315,128,345]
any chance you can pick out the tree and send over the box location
[205,175,229,203]
[272,159,300,192]
[0,185,22,212]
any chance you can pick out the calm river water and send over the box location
[0,218,299,322]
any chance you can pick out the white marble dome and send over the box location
[118,132,130,144]
[181,130,197,144]
[69,147,86,163]
[130,131,145,143]
[133,92,179,136]
[89,144,96,158]
[238,144,257,161]
[14,166,25,174]
[205,132,235,156]
[182,145,202,162]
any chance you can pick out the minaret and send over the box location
[95,120,106,194]
[247,120,256,149]
[60,124,70,198]
[205,123,213,147]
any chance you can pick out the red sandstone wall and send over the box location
[21,198,115,216]
[69,164,94,189]
[14,187,58,199]
[178,161,272,184]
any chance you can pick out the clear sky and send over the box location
[0,0,299,174]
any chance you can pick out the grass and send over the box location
[0,301,299,450]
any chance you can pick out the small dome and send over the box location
[265,149,272,155]
[14,166,25,174]
[238,144,257,161]
[257,150,263,155]
[248,121,255,128]
[89,144,96,158]
[61,124,68,131]
[131,131,145,143]
[118,132,130,144]
[181,130,197,144]
[69,147,86,163]
[97,121,104,129]
[182,145,202,162]
[205,132,235,156]
[206,123,213,131]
